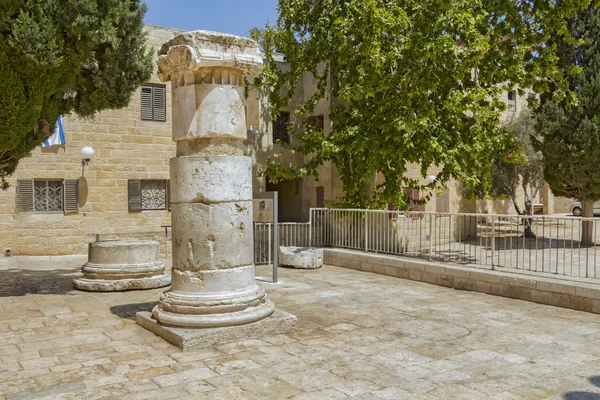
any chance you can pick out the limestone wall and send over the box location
[0,26,182,256]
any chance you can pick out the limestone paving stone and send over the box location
[3,255,600,398]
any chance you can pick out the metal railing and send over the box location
[309,208,600,280]
[254,222,310,265]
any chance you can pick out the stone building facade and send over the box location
[0,24,568,256]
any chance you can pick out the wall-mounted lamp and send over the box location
[81,146,95,167]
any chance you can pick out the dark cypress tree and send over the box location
[535,4,600,245]
[0,0,153,187]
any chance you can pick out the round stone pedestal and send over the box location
[74,240,170,291]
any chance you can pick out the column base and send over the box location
[73,274,171,292]
[136,308,298,351]
[155,295,275,328]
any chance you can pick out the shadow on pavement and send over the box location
[563,376,600,399]
[110,301,158,320]
[0,268,78,296]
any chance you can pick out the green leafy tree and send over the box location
[535,3,600,245]
[486,109,544,237]
[252,0,588,209]
[0,0,153,187]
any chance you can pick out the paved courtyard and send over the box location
[2,256,600,399]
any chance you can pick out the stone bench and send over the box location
[279,246,323,269]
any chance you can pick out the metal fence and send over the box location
[254,222,310,265]
[309,208,600,280]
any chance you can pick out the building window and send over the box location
[316,186,325,208]
[141,84,166,122]
[507,91,515,101]
[16,179,78,213]
[273,111,290,144]
[307,115,325,131]
[128,179,170,212]
[34,180,63,212]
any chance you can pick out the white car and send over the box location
[570,201,600,216]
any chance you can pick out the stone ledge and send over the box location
[136,308,297,351]
[324,248,600,314]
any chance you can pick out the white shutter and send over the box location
[153,85,166,122]
[128,179,142,212]
[63,179,79,213]
[16,179,34,212]
[140,85,153,120]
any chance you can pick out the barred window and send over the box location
[128,179,170,212]
[16,179,78,213]
[34,180,62,212]
[272,111,290,144]
[141,84,166,122]
[307,115,325,131]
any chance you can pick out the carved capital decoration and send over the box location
[156,30,263,82]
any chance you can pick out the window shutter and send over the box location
[153,85,166,122]
[166,179,171,211]
[63,179,79,213]
[16,179,34,213]
[128,179,142,212]
[411,189,421,212]
[140,85,153,121]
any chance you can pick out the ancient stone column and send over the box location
[74,240,170,291]
[153,31,274,328]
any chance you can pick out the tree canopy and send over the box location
[534,3,600,243]
[0,0,153,186]
[535,3,600,205]
[253,0,590,208]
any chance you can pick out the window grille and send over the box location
[128,179,170,211]
[273,111,290,144]
[141,84,167,122]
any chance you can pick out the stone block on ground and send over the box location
[136,308,298,351]
[279,246,323,269]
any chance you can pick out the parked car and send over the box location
[570,201,600,216]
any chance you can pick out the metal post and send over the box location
[364,211,369,252]
[428,215,433,261]
[308,208,313,248]
[273,191,279,283]
[491,216,495,270]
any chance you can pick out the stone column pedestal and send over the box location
[74,240,170,291]
[137,31,293,337]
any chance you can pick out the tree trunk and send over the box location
[523,200,536,238]
[581,200,595,246]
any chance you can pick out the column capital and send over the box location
[157,30,263,82]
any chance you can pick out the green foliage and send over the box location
[487,110,544,216]
[253,0,589,209]
[0,0,153,185]
[535,4,600,204]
